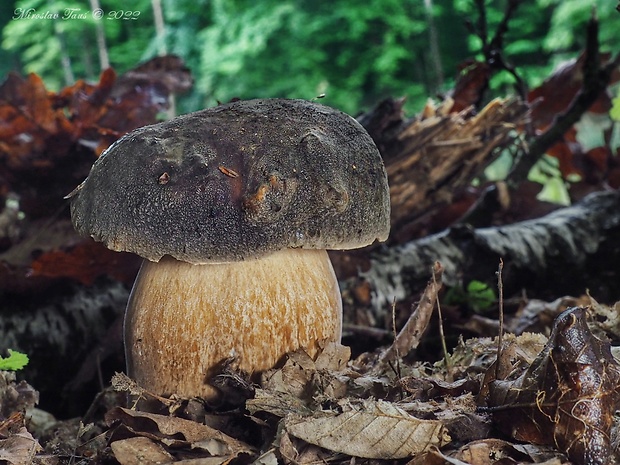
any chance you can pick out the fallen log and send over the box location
[362,190,620,315]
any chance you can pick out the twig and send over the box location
[433,265,451,375]
[472,0,488,48]
[495,259,504,380]
[376,262,444,367]
[471,0,527,99]
[392,298,402,379]
[342,324,391,341]
[507,14,620,185]
[488,0,522,52]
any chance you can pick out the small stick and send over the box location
[391,297,402,380]
[495,258,505,379]
[433,264,451,375]
[377,262,444,367]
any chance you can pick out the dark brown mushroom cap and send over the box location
[69,98,390,263]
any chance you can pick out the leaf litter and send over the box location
[0,260,620,465]
[4,264,620,465]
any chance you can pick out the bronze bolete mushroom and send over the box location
[69,98,390,399]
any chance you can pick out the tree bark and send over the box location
[362,190,620,316]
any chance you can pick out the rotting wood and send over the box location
[359,97,530,243]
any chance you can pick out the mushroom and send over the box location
[68,98,390,399]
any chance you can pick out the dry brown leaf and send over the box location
[0,372,39,420]
[485,307,620,465]
[278,431,335,465]
[0,427,42,465]
[587,295,620,340]
[110,436,173,465]
[314,342,351,371]
[260,348,317,399]
[284,398,450,459]
[506,295,587,335]
[106,407,255,459]
[246,388,311,418]
[527,52,619,132]
[252,449,278,465]
[451,60,492,112]
[377,262,443,366]
[410,441,567,465]
[169,459,231,465]
[259,342,357,404]
[455,438,541,464]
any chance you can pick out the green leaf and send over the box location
[466,280,496,313]
[0,350,29,371]
[611,90,620,122]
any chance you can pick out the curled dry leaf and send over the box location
[105,407,255,460]
[451,59,492,113]
[0,427,42,465]
[453,438,564,465]
[527,52,619,132]
[284,398,450,459]
[278,432,334,465]
[0,371,39,420]
[377,262,443,367]
[258,342,356,404]
[506,295,586,335]
[110,436,173,465]
[485,307,620,465]
[247,388,311,418]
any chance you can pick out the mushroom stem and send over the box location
[124,248,342,399]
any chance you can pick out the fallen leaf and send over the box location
[528,53,619,132]
[451,60,492,112]
[455,438,543,464]
[314,342,351,372]
[284,398,450,459]
[106,407,255,459]
[0,372,39,420]
[246,388,311,418]
[377,262,443,366]
[278,432,333,465]
[0,427,42,465]
[486,307,620,465]
[110,436,174,465]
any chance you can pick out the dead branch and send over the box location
[471,0,527,98]
[507,15,620,185]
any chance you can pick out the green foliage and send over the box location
[527,155,571,205]
[611,88,620,122]
[2,0,618,114]
[445,280,497,313]
[3,0,154,89]
[191,0,430,114]
[0,350,29,371]
[542,0,617,54]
